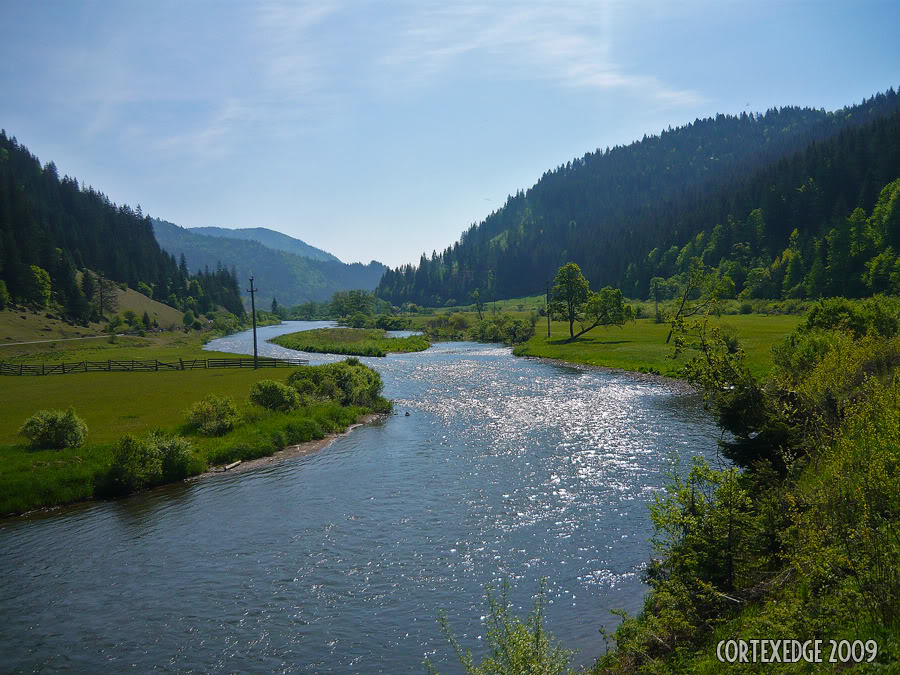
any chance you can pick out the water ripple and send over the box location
[0,323,725,672]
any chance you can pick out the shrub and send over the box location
[718,322,740,354]
[0,280,9,309]
[149,431,194,482]
[739,301,753,315]
[426,579,572,674]
[19,408,87,449]
[104,432,196,496]
[249,379,300,412]
[106,435,162,495]
[287,360,387,408]
[801,295,900,339]
[184,395,240,436]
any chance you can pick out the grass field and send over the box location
[0,307,108,343]
[0,285,184,345]
[0,330,212,363]
[0,327,387,515]
[0,366,297,445]
[513,313,803,378]
[271,327,430,357]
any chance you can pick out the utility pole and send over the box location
[545,280,552,337]
[247,276,258,369]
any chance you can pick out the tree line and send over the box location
[0,131,245,321]
[376,88,900,308]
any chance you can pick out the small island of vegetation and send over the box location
[271,327,429,357]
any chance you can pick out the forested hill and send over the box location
[0,130,245,320]
[187,226,340,263]
[153,218,387,307]
[376,88,900,306]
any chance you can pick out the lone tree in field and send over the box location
[550,262,633,341]
[551,263,590,338]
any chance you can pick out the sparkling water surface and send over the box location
[0,321,722,672]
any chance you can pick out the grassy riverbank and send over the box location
[0,330,389,515]
[587,296,900,672]
[513,314,803,378]
[271,327,429,357]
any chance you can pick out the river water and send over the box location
[0,322,724,672]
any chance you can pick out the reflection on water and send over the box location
[0,322,723,672]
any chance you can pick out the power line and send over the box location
[247,276,259,369]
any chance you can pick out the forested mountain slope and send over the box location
[0,131,245,321]
[188,225,340,263]
[625,106,900,302]
[153,219,386,307]
[377,88,900,306]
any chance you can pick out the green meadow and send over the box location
[514,313,802,378]
[271,327,429,357]
[0,330,385,515]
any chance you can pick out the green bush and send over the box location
[19,408,87,449]
[287,359,387,408]
[801,295,900,339]
[104,432,195,496]
[249,379,300,412]
[739,301,753,314]
[149,431,194,482]
[184,395,240,436]
[106,435,163,495]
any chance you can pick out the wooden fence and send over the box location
[0,357,308,376]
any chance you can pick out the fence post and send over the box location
[155,359,159,372]
[107,360,111,371]
[42,363,45,375]
[180,358,184,370]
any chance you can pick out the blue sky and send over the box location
[2,1,898,268]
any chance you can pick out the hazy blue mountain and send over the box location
[152,218,386,307]
[188,225,340,262]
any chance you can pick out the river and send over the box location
[0,322,724,672]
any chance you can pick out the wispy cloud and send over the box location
[378,1,704,105]
[18,0,702,166]
[254,0,340,103]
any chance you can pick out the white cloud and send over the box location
[19,0,702,166]
[378,1,704,105]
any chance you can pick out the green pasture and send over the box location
[0,330,214,364]
[513,314,803,378]
[272,327,429,357]
[0,367,297,445]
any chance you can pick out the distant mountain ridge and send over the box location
[152,218,386,307]
[188,226,340,263]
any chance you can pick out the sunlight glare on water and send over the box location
[0,322,724,672]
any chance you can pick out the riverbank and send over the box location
[196,412,385,479]
[0,328,392,516]
[589,296,900,673]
